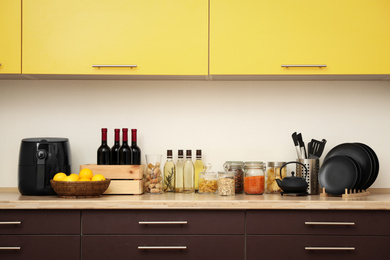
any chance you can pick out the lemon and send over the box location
[79,168,93,180]
[69,173,80,181]
[91,174,106,181]
[78,178,91,182]
[63,175,77,182]
[53,172,67,181]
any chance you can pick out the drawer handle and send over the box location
[0,247,21,250]
[138,246,187,250]
[138,221,188,225]
[305,222,355,226]
[305,247,355,251]
[0,221,21,225]
[92,65,137,68]
[281,64,327,68]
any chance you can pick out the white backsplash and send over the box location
[1,79,389,188]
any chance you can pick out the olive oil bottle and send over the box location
[183,150,195,193]
[175,150,185,193]
[194,150,204,191]
[163,150,175,192]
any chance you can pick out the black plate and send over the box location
[324,143,373,190]
[355,143,379,189]
[319,155,359,195]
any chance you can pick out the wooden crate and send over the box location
[80,164,144,195]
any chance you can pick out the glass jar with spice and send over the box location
[244,161,265,195]
[223,161,244,194]
[266,161,287,193]
[217,171,235,196]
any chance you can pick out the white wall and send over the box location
[1,80,389,188]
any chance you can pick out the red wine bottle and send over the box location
[130,129,141,165]
[119,128,131,165]
[97,128,111,165]
[111,128,120,165]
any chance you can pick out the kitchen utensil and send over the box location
[18,138,71,195]
[319,155,359,195]
[291,132,302,159]
[297,158,320,195]
[309,139,326,159]
[297,133,307,159]
[324,143,372,190]
[276,161,308,195]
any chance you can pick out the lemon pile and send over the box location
[53,168,106,182]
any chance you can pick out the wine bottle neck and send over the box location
[101,128,108,143]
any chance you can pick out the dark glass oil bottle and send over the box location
[130,129,141,165]
[119,128,131,165]
[97,128,111,165]
[111,128,120,165]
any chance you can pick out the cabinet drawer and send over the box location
[247,210,390,235]
[247,235,390,260]
[0,235,80,260]
[82,210,244,235]
[0,210,80,235]
[82,235,244,260]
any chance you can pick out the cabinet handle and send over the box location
[281,64,327,68]
[0,247,21,250]
[0,221,21,225]
[138,246,187,250]
[305,221,355,226]
[305,247,355,251]
[138,221,187,225]
[92,65,137,68]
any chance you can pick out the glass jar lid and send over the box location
[267,162,286,167]
[244,161,264,169]
[218,171,234,178]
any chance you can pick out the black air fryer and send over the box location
[18,138,71,195]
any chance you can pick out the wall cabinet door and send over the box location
[210,0,390,75]
[22,0,208,75]
[0,0,21,74]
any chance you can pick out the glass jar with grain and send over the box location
[266,161,287,193]
[223,161,244,194]
[217,172,235,196]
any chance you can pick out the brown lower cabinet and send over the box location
[247,235,390,260]
[0,235,80,260]
[82,235,244,260]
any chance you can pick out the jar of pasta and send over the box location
[266,162,287,193]
[223,161,244,194]
[244,161,265,195]
[217,172,235,196]
[198,163,218,194]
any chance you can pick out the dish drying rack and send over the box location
[320,187,370,199]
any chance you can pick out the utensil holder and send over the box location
[296,159,320,195]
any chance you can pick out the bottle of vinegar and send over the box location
[97,128,111,165]
[183,150,195,193]
[175,150,185,193]
[111,128,120,165]
[119,128,131,165]
[194,149,204,191]
[163,150,175,192]
[130,129,141,165]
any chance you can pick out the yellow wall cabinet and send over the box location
[22,0,208,76]
[0,0,21,74]
[210,0,390,76]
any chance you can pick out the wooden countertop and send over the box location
[1,188,390,210]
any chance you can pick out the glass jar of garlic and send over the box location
[266,162,287,193]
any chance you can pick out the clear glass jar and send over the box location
[217,172,235,196]
[266,161,287,193]
[145,154,163,194]
[198,163,218,194]
[223,161,244,194]
[244,161,265,195]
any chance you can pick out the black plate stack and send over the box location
[319,143,379,195]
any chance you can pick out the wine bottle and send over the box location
[194,149,204,191]
[183,150,195,193]
[130,129,141,165]
[97,128,111,165]
[175,150,185,193]
[163,150,175,192]
[111,128,120,165]
[119,128,131,165]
